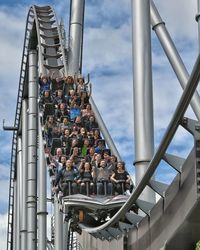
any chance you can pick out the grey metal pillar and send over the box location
[21,99,28,250]
[16,137,22,250]
[38,117,47,250]
[63,217,68,250]
[131,0,155,202]
[151,0,200,120]
[27,50,38,250]
[68,0,85,75]
[196,0,200,52]
[90,97,122,161]
[13,180,17,250]
[54,196,63,250]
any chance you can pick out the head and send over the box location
[100,159,106,168]
[83,138,90,146]
[86,104,91,110]
[84,162,91,171]
[89,115,95,122]
[77,77,84,84]
[42,75,48,83]
[60,103,65,110]
[89,146,95,155]
[66,76,74,84]
[48,116,54,123]
[111,155,117,162]
[64,128,70,136]
[66,159,72,169]
[103,151,110,161]
[117,161,125,170]
[56,148,62,157]
[44,90,50,97]
[73,147,79,155]
[61,156,66,164]
[80,127,86,135]
[57,89,63,97]
[62,117,68,124]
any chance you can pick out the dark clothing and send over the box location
[114,170,129,181]
[52,79,64,93]
[112,170,130,194]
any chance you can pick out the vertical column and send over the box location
[63,217,68,250]
[38,118,47,250]
[68,0,85,75]
[131,0,155,202]
[27,50,38,250]
[16,137,22,250]
[13,181,17,250]
[54,196,63,250]
[197,0,200,52]
[21,99,28,250]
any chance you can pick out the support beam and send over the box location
[68,0,85,75]
[131,0,155,202]
[27,50,38,250]
[151,0,200,120]
[54,196,63,250]
[196,0,200,52]
[38,116,47,250]
[21,99,28,250]
[16,137,22,250]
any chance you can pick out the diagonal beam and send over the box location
[150,0,200,120]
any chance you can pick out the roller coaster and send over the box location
[4,1,200,250]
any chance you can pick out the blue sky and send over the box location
[0,0,199,248]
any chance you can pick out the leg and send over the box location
[97,182,103,195]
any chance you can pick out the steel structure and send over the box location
[5,1,200,250]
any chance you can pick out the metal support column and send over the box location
[63,217,68,250]
[27,50,38,250]
[131,0,155,202]
[68,0,85,75]
[38,117,47,250]
[16,137,22,250]
[151,0,200,120]
[54,196,63,250]
[13,181,17,250]
[196,0,200,52]
[21,99,28,250]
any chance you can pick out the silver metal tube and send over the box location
[131,0,155,202]
[54,196,63,250]
[90,97,122,161]
[196,0,200,51]
[63,218,68,250]
[13,181,17,250]
[83,53,200,234]
[68,0,85,75]
[151,0,200,120]
[38,116,47,250]
[27,50,38,250]
[21,99,28,250]
[16,137,22,250]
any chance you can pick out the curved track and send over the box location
[7,4,200,250]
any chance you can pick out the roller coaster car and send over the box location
[62,194,137,227]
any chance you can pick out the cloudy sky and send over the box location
[0,0,199,248]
